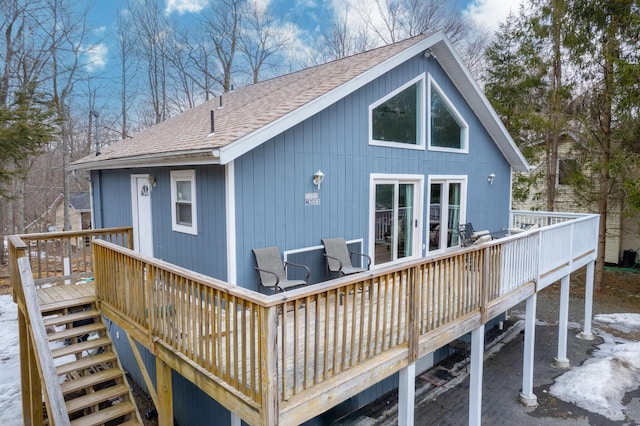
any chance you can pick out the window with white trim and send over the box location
[369,75,425,149]
[171,170,198,235]
[428,76,468,153]
[370,174,423,266]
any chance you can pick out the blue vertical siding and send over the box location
[91,166,227,279]
[91,169,133,228]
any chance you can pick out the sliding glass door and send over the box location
[428,177,466,252]
[371,175,422,266]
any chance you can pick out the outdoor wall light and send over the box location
[423,49,436,59]
[149,175,157,187]
[488,173,496,185]
[313,170,325,190]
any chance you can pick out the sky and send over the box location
[84,0,526,77]
[1,293,638,425]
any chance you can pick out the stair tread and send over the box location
[118,420,143,426]
[44,309,101,327]
[56,351,117,376]
[40,296,96,314]
[49,322,105,342]
[60,367,124,395]
[69,400,137,426]
[65,383,129,415]
[52,336,111,359]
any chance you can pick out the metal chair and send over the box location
[253,247,310,293]
[322,238,371,276]
[458,223,490,247]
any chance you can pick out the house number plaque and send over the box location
[305,192,320,206]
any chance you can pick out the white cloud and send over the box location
[463,0,526,34]
[84,43,108,72]
[248,0,271,14]
[165,0,207,15]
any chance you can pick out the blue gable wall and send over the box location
[234,53,511,289]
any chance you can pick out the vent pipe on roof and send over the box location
[91,110,100,156]
[210,110,215,133]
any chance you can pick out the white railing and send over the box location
[511,211,599,287]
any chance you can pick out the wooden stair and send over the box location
[41,298,143,425]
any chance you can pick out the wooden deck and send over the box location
[37,282,96,312]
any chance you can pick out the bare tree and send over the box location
[201,0,244,92]
[318,4,372,61]
[116,10,136,139]
[239,3,293,83]
[129,0,169,124]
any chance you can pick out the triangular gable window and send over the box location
[369,75,425,149]
[428,76,468,153]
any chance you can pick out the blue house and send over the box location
[66,32,593,425]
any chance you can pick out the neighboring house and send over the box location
[52,192,92,233]
[70,32,529,424]
[513,132,639,265]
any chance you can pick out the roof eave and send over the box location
[68,149,221,172]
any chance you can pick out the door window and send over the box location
[372,176,422,266]
[428,178,465,252]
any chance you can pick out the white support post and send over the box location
[231,414,241,426]
[555,275,570,368]
[469,325,485,426]
[519,294,538,407]
[63,257,71,284]
[398,362,416,426]
[579,261,595,340]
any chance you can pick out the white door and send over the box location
[428,176,466,252]
[371,175,423,267]
[132,175,153,256]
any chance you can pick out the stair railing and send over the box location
[12,247,70,425]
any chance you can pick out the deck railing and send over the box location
[14,227,132,287]
[91,212,598,425]
[9,214,599,425]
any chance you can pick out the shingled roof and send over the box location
[70,32,528,172]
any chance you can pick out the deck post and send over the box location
[519,294,538,407]
[398,362,416,426]
[468,325,485,426]
[19,310,42,426]
[554,275,570,368]
[579,261,595,340]
[156,357,174,426]
[260,305,279,425]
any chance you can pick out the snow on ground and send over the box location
[1,293,639,424]
[0,294,22,426]
[550,313,640,421]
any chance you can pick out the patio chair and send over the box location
[253,246,310,293]
[458,223,491,247]
[322,238,371,276]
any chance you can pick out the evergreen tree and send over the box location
[486,0,640,289]
[0,84,58,197]
[566,0,640,288]
[483,8,548,203]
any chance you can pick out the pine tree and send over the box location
[483,8,548,203]
[0,84,58,197]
